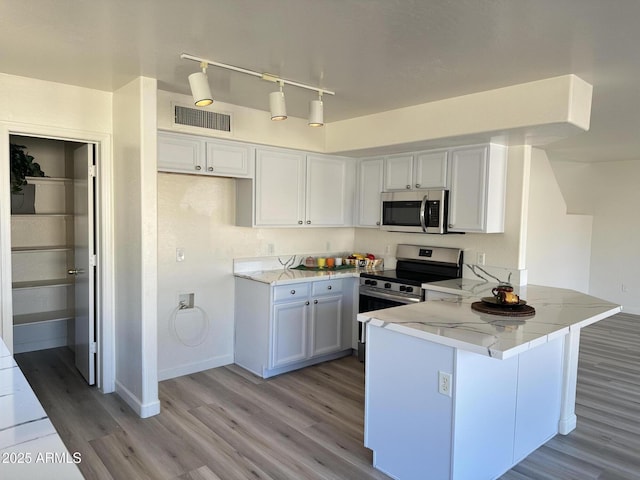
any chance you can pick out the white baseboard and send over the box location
[115,380,161,419]
[158,354,233,381]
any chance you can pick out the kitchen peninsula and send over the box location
[358,284,621,480]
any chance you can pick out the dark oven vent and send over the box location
[174,105,231,132]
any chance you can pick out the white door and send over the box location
[72,144,95,385]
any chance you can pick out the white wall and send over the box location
[551,159,640,314]
[587,161,639,314]
[157,173,355,380]
[326,75,592,154]
[157,90,326,152]
[112,77,160,417]
[525,149,592,292]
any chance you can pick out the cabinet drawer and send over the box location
[274,283,310,302]
[312,279,343,296]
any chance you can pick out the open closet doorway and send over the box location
[9,135,97,385]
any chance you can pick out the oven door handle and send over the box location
[360,288,421,304]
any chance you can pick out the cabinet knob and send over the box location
[208,166,214,172]
[327,285,332,290]
[314,299,318,304]
[448,224,454,228]
[376,221,381,226]
[415,184,421,188]
[406,184,411,189]
[306,220,311,224]
[67,268,84,275]
[290,289,296,295]
[298,220,303,224]
[305,301,310,305]
[195,165,202,171]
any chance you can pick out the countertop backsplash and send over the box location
[462,263,526,286]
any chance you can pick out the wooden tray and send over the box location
[471,301,536,317]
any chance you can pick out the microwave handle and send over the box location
[419,195,429,232]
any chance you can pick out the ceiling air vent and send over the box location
[174,105,231,132]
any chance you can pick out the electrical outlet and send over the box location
[176,248,185,262]
[438,371,452,397]
[326,241,331,251]
[477,252,486,266]
[622,283,628,293]
[385,245,391,254]
[267,243,275,255]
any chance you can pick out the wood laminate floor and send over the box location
[14,313,640,480]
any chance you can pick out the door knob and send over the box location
[195,165,202,171]
[68,268,84,275]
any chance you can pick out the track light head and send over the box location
[270,82,287,121]
[188,63,213,107]
[308,92,324,127]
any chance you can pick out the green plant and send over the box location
[10,143,45,193]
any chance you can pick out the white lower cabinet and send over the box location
[272,300,309,367]
[235,277,354,378]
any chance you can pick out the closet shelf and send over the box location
[12,278,74,290]
[11,213,73,218]
[13,310,75,326]
[24,176,73,184]
[11,245,72,253]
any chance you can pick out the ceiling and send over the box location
[1,0,639,163]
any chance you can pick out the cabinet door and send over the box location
[448,146,488,232]
[205,139,252,177]
[310,295,342,357]
[305,155,348,226]
[157,132,204,173]
[272,300,309,368]
[414,150,448,189]
[254,149,306,226]
[357,158,384,227]
[384,154,414,191]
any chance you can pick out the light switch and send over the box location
[176,248,185,262]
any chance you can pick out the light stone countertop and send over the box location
[358,284,622,359]
[0,337,83,479]
[234,267,367,285]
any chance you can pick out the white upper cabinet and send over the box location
[356,157,384,227]
[414,150,448,189]
[448,144,507,233]
[306,155,350,226]
[157,132,204,173]
[157,131,252,178]
[239,147,354,228]
[254,148,306,226]
[204,139,252,177]
[383,150,448,191]
[384,154,414,190]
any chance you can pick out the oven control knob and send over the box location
[406,286,414,293]
[384,283,391,289]
[399,285,407,292]
[370,280,378,286]
[364,279,371,285]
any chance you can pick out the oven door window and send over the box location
[382,200,422,227]
[359,293,407,313]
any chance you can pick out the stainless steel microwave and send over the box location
[380,189,449,234]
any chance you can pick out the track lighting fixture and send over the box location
[269,81,288,121]
[308,92,324,127]
[180,53,335,125]
[188,62,213,107]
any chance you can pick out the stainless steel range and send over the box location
[358,244,463,361]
